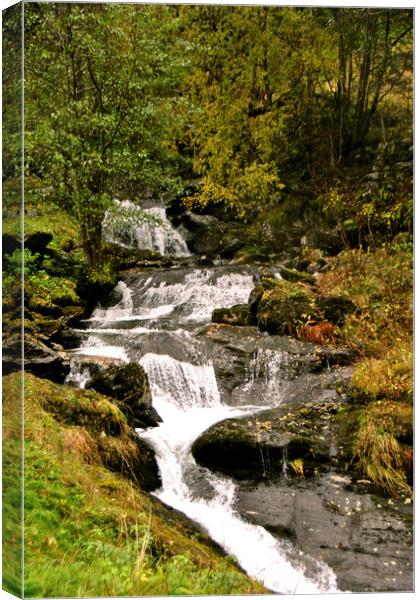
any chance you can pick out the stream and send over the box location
[67,204,413,594]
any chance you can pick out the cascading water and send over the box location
[102,199,190,256]
[68,213,340,594]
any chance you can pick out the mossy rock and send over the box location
[192,402,337,481]
[279,267,316,285]
[21,372,161,490]
[26,296,62,318]
[248,277,278,318]
[86,363,162,428]
[256,280,315,335]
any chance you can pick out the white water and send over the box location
[103,200,190,256]
[139,352,338,594]
[68,213,339,594]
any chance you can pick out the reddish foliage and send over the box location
[297,321,335,345]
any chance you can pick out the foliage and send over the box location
[25,3,188,267]
[351,344,413,404]
[351,400,412,497]
[318,242,412,496]
[182,6,412,218]
[2,3,22,211]
[317,242,412,356]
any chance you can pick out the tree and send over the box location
[181,6,336,217]
[327,8,413,163]
[25,3,187,268]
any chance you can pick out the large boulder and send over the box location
[235,474,413,593]
[86,363,162,428]
[192,400,341,481]
[256,280,315,335]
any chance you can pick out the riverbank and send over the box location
[2,372,266,597]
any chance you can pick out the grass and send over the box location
[317,241,413,495]
[351,400,413,497]
[3,373,267,597]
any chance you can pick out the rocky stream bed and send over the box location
[3,203,413,593]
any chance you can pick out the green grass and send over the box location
[3,373,267,597]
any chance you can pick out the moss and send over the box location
[25,374,127,437]
[3,202,80,252]
[3,373,267,597]
[279,266,316,285]
[256,280,315,335]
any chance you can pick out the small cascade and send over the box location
[87,267,255,328]
[140,270,255,323]
[140,382,339,594]
[65,363,91,389]
[248,348,294,391]
[139,353,221,418]
[72,334,129,363]
[102,199,190,256]
[92,281,133,321]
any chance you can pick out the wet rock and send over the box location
[86,363,162,428]
[192,401,339,481]
[235,473,413,593]
[201,323,355,405]
[212,304,253,326]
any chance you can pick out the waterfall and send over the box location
[102,199,190,256]
[139,350,338,594]
[68,257,339,594]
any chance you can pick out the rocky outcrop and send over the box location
[192,400,345,481]
[86,363,162,428]
[235,473,413,593]
[256,280,315,335]
[249,278,357,338]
